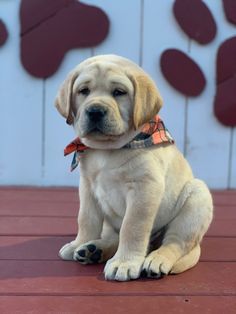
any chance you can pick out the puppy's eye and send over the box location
[79,87,90,96]
[112,89,127,97]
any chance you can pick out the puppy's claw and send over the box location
[142,252,173,279]
[140,269,148,278]
[104,256,144,281]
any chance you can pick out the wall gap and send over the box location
[41,79,46,181]
[184,39,191,157]
[139,0,144,67]
[183,97,189,157]
[227,127,234,188]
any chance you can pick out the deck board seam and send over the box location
[0,292,235,297]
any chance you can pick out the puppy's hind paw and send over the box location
[142,251,174,279]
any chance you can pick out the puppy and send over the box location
[55,55,213,281]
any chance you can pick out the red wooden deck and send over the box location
[0,187,235,314]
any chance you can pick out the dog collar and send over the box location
[64,115,174,171]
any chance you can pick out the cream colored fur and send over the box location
[55,55,213,281]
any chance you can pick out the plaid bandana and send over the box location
[64,115,174,171]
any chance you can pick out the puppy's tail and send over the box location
[171,244,201,274]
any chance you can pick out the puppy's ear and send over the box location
[55,71,79,125]
[130,73,163,129]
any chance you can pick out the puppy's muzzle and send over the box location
[86,106,107,123]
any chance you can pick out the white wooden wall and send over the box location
[0,0,235,188]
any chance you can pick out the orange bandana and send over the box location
[64,115,174,171]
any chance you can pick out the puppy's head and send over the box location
[55,55,163,148]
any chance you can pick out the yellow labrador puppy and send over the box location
[56,55,213,281]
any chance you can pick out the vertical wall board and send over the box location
[142,0,188,153]
[0,0,43,186]
[43,49,92,186]
[85,0,142,64]
[230,130,236,188]
[186,0,235,188]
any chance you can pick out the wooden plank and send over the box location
[200,237,236,261]
[0,203,233,220]
[0,196,236,219]
[142,0,188,153]
[206,219,236,237]
[0,187,78,202]
[186,0,236,189]
[91,0,142,63]
[213,206,236,219]
[0,296,235,314]
[230,129,236,188]
[0,260,101,280]
[0,215,235,236]
[43,0,143,186]
[43,49,92,186]
[0,261,235,295]
[0,216,235,237]
[212,192,236,206]
[0,200,77,217]
[212,189,236,195]
[0,1,234,189]
[0,217,76,236]
[0,201,234,219]
[1,236,235,262]
[0,236,73,260]
[1,188,235,216]
[0,1,43,185]
[1,187,236,205]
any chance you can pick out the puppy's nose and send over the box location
[86,106,107,122]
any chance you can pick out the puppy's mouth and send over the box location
[81,123,124,141]
[88,124,105,134]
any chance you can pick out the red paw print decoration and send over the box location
[0,19,8,46]
[20,0,109,78]
[215,37,236,127]
[160,0,236,127]
[2,1,235,127]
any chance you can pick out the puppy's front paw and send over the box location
[142,251,174,278]
[104,256,144,281]
[59,241,77,260]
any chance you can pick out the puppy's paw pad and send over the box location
[160,49,206,96]
[74,243,103,264]
[20,0,109,78]
[90,249,102,263]
[173,0,216,44]
[87,244,97,253]
[104,256,144,281]
[142,253,173,279]
[77,249,86,257]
